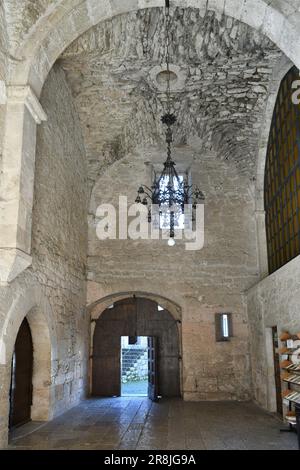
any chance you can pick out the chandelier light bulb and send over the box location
[168,238,176,247]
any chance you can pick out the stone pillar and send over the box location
[0,86,46,284]
[0,364,11,449]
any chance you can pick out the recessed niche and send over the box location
[156,70,178,86]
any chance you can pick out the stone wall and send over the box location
[3,0,55,53]
[0,2,8,80]
[0,63,88,447]
[247,255,300,411]
[0,102,5,169]
[31,63,89,415]
[87,145,256,401]
[0,1,8,168]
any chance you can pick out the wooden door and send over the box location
[92,299,137,396]
[148,336,158,401]
[137,298,180,397]
[272,326,283,415]
[92,331,121,397]
[9,318,33,428]
[92,298,180,398]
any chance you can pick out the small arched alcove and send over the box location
[6,305,54,431]
[90,295,182,399]
[0,288,56,445]
[9,317,33,428]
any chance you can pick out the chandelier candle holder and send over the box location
[135,0,205,245]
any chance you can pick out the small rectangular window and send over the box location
[215,313,233,342]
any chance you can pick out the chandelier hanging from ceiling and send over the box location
[135,0,205,245]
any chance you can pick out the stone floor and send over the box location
[8,398,298,450]
[121,380,148,396]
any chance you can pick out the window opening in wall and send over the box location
[215,313,233,342]
[121,336,149,397]
[222,314,229,338]
[265,66,300,274]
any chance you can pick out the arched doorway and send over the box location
[9,318,33,428]
[92,297,181,399]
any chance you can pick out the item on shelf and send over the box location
[284,375,300,385]
[280,359,293,368]
[286,416,297,424]
[285,363,300,371]
[280,332,292,341]
[279,330,300,450]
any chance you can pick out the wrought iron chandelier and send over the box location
[135,0,204,245]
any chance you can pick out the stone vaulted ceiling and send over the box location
[59,7,284,187]
[3,1,300,51]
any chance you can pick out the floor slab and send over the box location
[8,398,298,450]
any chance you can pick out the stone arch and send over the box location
[89,290,182,321]
[255,55,294,277]
[88,291,183,395]
[2,0,300,285]
[7,0,300,95]
[0,286,57,447]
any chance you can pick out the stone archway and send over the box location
[0,286,57,448]
[89,292,183,397]
[1,0,300,284]
[7,0,300,94]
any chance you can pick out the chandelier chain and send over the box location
[165,0,171,116]
[134,0,205,242]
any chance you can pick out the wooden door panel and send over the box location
[272,326,283,415]
[92,298,181,398]
[92,355,120,396]
[157,357,180,397]
[92,322,121,396]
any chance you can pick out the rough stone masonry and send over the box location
[0,0,300,450]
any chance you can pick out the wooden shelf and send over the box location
[279,333,300,449]
[280,350,300,356]
[283,364,300,373]
[283,391,300,405]
[283,375,300,385]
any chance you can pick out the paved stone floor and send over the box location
[8,398,298,450]
[121,380,148,396]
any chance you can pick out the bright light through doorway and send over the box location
[121,336,148,397]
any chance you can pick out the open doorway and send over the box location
[272,326,283,415]
[121,336,148,396]
[92,297,180,399]
[9,318,33,429]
